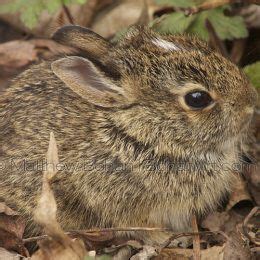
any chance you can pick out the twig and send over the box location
[185,0,260,16]
[191,215,201,260]
[242,206,260,245]
[23,227,229,244]
[155,0,260,19]
[160,230,228,249]
[230,39,247,64]
[70,227,171,233]
[23,227,172,243]
[205,19,229,58]
[251,247,260,253]
[62,4,74,25]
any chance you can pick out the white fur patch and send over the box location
[152,38,180,51]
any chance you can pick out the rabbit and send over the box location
[0,25,257,246]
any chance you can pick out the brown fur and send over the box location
[0,26,257,243]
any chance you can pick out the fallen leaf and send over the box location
[130,245,158,259]
[226,175,252,211]
[202,212,230,231]
[0,203,24,239]
[32,132,87,260]
[223,231,251,260]
[201,245,224,260]
[0,40,37,71]
[0,203,28,256]
[91,0,157,38]
[31,238,87,260]
[0,202,19,216]
[29,39,77,56]
[0,0,113,38]
[0,229,28,257]
[158,244,225,260]
[156,248,192,259]
[0,247,29,260]
[70,230,115,251]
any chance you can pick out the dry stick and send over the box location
[155,0,235,18]
[62,4,74,25]
[230,39,247,64]
[23,228,228,244]
[205,19,229,59]
[155,0,260,22]
[251,247,260,253]
[23,227,171,243]
[191,215,201,260]
[242,206,260,245]
[159,230,228,250]
[185,0,232,15]
[185,0,260,16]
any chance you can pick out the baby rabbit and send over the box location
[0,25,257,245]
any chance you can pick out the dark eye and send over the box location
[184,91,213,109]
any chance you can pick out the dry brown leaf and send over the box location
[0,247,29,260]
[91,0,157,38]
[201,212,230,231]
[45,131,59,180]
[0,202,19,216]
[0,0,112,37]
[31,238,87,260]
[223,231,251,260]
[0,203,25,238]
[0,203,28,256]
[201,245,224,260]
[113,246,133,260]
[222,210,244,235]
[0,229,28,257]
[74,230,115,242]
[0,213,25,240]
[226,175,252,211]
[156,248,193,259]
[34,132,65,237]
[30,39,77,56]
[0,40,37,71]
[159,241,225,260]
[130,245,158,260]
[70,230,115,251]
[32,132,87,260]
[157,246,225,260]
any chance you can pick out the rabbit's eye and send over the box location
[184,91,212,109]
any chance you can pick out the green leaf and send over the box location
[244,62,260,88]
[152,5,248,41]
[45,0,62,14]
[19,0,45,29]
[0,0,87,29]
[154,0,195,8]
[187,12,209,40]
[153,12,196,34]
[209,8,248,40]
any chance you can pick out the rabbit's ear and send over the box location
[51,56,130,108]
[52,25,111,60]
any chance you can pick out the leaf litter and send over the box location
[0,0,259,259]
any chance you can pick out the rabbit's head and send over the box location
[52,26,257,157]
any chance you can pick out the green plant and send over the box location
[153,0,248,40]
[0,0,87,29]
[244,62,260,88]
